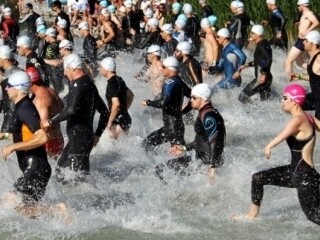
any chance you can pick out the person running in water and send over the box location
[168,83,225,184]
[234,83,320,225]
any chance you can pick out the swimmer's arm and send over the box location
[95,93,109,137]
[264,117,302,157]
[107,97,120,129]
[312,116,320,132]
[305,11,319,33]
[33,97,51,127]
[126,88,134,110]
[2,129,48,159]
[189,62,202,85]
[43,58,63,67]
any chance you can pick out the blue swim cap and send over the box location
[177,13,187,22]
[208,15,218,26]
[172,2,181,10]
[37,24,47,34]
[100,0,108,7]
[107,4,116,13]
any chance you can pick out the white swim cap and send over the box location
[3,7,11,16]
[147,18,159,27]
[107,5,116,13]
[266,0,276,4]
[305,30,320,45]
[161,23,173,34]
[17,36,31,48]
[201,18,210,28]
[59,39,73,49]
[175,18,187,28]
[236,1,244,8]
[297,0,309,5]
[124,0,133,7]
[36,16,45,26]
[0,45,13,59]
[101,8,109,15]
[101,57,116,72]
[251,24,264,36]
[230,1,238,8]
[217,28,230,38]
[63,53,83,69]
[36,24,47,34]
[78,21,89,30]
[45,27,57,37]
[144,8,153,18]
[8,71,31,93]
[191,83,212,100]
[147,45,161,56]
[183,3,192,14]
[176,41,192,55]
[163,56,179,71]
[57,18,67,28]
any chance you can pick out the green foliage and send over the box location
[184,0,320,42]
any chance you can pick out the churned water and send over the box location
[0,43,319,239]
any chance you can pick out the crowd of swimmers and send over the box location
[0,0,320,225]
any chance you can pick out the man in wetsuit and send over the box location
[160,23,178,57]
[168,83,225,184]
[237,25,273,103]
[227,1,251,49]
[78,21,98,78]
[263,0,288,51]
[0,71,51,206]
[18,3,40,51]
[1,7,19,50]
[175,41,202,88]
[183,4,201,55]
[43,54,109,182]
[291,30,320,119]
[43,28,64,93]
[100,57,134,139]
[0,45,21,133]
[16,36,47,86]
[52,0,71,29]
[141,56,191,152]
[208,28,247,91]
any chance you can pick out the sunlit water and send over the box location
[0,38,319,239]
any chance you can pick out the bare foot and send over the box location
[207,167,215,185]
[232,204,260,221]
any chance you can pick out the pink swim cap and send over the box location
[283,84,306,106]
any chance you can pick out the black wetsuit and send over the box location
[105,75,131,131]
[83,34,98,77]
[162,38,178,57]
[44,41,64,93]
[185,16,201,54]
[228,12,251,49]
[12,96,51,204]
[26,51,47,86]
[142,75,191,151]
[133,30,163,49]
[268,7,288,51]
[179,56,203,88]
[19,11,40,50]
[200,5,214,18]
[303,51,320,119]
[50,75,109,177]
[250,126,320,225]
[239,39,273,103]
[1,66,21,132]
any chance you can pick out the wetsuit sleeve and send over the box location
[94,88,109,137]
[50,83,82,124]
[188,61,202,85]
[147,81,170,108]
[274,10,286,33]
[133,32,154,49]
[231,45,246,65]
[202,111,225,167]
[181,81,192,114]
[85,37,97,61]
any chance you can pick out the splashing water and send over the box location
[0,43,319,239]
